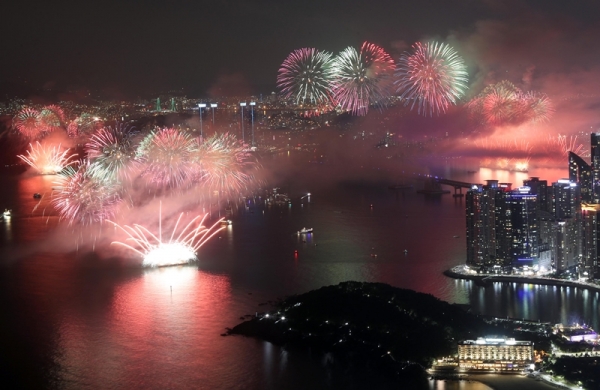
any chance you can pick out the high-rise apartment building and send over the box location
[523,177,550,212]
[591,133,600,203]
[581,204,600,276]
[507,187,539,265]
[569,152,593,203]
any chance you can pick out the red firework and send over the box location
[194,133,257,193]
[52,161,122,225]
[331,41,395,116]
[139,127,197,190]
[467,81,553,126]
[13,107,41,138]
[395,41,469,116]
[38,105,65,134]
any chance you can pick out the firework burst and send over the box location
[395,41,468,116]
[109,209,224,267]
[194,133,256,193]
[13,108,41,139]
[467,81,553,126]
[138,127,197,190]
[38,105,65,133]
[522,91,554,123]
[86,124,140,181]
[67,113,102,138]
[52,161,122,225]
[277,48,335,105]
[17,142,78,175]
[331,42,395,116]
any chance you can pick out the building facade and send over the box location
[458,338,534,371]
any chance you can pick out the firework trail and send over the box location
[109,209,224,267]
[138,127,197,190]
[13,108,41,139]
[395,41,468,116]
[474,137,533,155]
[17,142,78,175]
[277,48,335,105]
[546,134,587,157]
[52,161,122,225]
[194,133,257,193]
[86,124,140,181]
[331,42,395,116]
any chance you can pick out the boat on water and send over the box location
[220,219,233,226]
[453,235,460,238]
[33,193,42,199]
[3,209,11,218]
[298,227,313,234]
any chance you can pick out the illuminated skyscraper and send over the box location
[466,181,518,269]
[466,184,495,267]
[591,133,600,203]
[581,204,600,276]
[466,181,510,268]
[552,179,581,220]
[507,187,539,266]
[551,179,582,272]
[523,177,550,212]
[569,152,592,203]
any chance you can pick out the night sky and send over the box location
[2,0,600,101]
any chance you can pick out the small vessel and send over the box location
[404,249,408,255]
[33,193,42,199]
[220,219,233,226]
[3,209,11,218]
[453,235,460,238]
[298,227,313,234]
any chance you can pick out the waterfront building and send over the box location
[458,338,533,372]
[550,179,582,272]
[569,152,593,203]
[466,181,511,268]
[556,324,598,342]
[507,187,539,267]
[466,184,494,267]
[555,219,581,272]
[538,211,557,273]
[581,203,600,276]
[591,133,600,203]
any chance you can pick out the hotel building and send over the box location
[458,338,533,372]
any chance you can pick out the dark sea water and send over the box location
[0,154,595,389]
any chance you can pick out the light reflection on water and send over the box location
[428,379,492,390]
[3,160,598,388]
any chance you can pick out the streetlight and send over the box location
[198,103,206,138]
[210,103,217,126]
[250,101,256,147]
[240,102,246,143]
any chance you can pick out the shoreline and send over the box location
[444,266,600,293]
